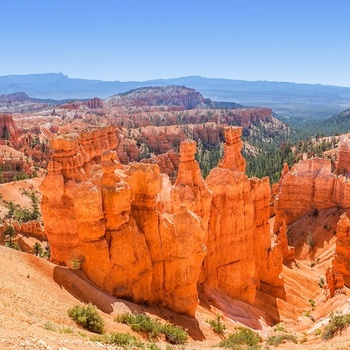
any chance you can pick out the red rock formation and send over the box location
[139,126,186,155]
[276,220,295,264]
[86,97,103,109]
[40,126,206,316]
[0,114,21,142]
[13,220,46,240]
[49,123,59,134]
[218,127,246,172]
[200,129,283,303]
[335,135,350,176]
[331,213,350,287]
[225,108,274,129]
[192,124,223,147]
[117,138,140,164]
[41,125,284,316]
[325,267,345,299]
[141,150,180,181]
[274,158,350,233]
[172,140,212,234]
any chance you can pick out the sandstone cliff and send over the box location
[40,126,206,316]
[335,135,350,176]
[41,125,284,317]
[171,140,212,235]
[274,158,350,233]
[200,127,283,303]
[329,213,350,292]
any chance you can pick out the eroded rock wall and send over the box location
[40,126,206,316]
[41,125,283,315]
[200,129,283,303]
[274,158,350,233]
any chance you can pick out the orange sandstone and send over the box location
[40,126,206,316]
[41,125,284,316]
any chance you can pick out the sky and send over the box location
[1,0,350,86]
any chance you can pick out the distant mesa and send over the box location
[105,85,228,110]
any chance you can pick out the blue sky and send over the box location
[1,0,350,86]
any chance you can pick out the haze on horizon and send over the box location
[1,0,350,87]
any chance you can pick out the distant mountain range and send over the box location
[1,73,350,120]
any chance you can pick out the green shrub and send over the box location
[115,312,162,340]
[32,242,43,256]
[309,299,316,308]
[318,277,325,288]
[60,327,74,334]
[300,332,307,344]
[219,326,261,349]
[208,314,226,335]
[162,323,188,345]
[323,312,350,339]
[266,333,297,346]
[91,332,145,348]
[108,332,144,348]
[43,321,56,331]
[130,314,162,340]
[307,232,315,249]
[273,323,286,332]
[114,311,135,324]
[303,310,311,317]
[68,303,105,334]
[314,328,322,336]
[115,312,188,344]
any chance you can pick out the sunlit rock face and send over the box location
[218,127,246,172]
[274,157,350,234]
[40,126,206,316]
[41,125,284,315]
[330,214,350,288]
[200,127,283,303]
[335,135,350,176]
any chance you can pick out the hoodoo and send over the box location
[41,125,284,317]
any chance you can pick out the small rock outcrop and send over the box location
[86,97,103,109]
[218,127,246,172]
[325,267,345,299]
[276,220,295,264]
[0,114,20,142]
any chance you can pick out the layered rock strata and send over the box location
[41,126,206,316]
[335,136,350,176]
[330,213,350,290]
[171,140,212,234]
[200,127,283,302]
[41,125,284,315]
[218,127,246,172]
[274,158,350,233]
